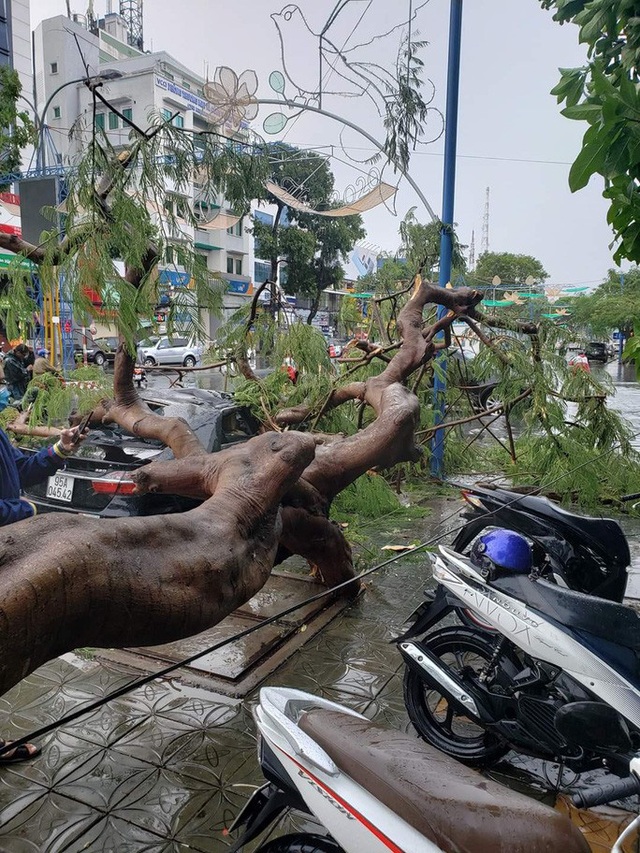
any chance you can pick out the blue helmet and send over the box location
[470,529,531,579]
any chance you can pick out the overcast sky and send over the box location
[30,0,620,286]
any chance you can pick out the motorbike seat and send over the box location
[492,574,640,650]
[471,485,630,566]
[298,708,589,853]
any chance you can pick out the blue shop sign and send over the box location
[159,269,191,287]
[228,279,252,294]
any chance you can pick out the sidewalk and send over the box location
[0,509,435,852]
[0,495,638,851]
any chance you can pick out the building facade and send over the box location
[33,13,255,340]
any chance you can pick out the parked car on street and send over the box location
[585,341,609,362]
[74,336,119,366]
[137,336,203,367]
[21,388,259,518]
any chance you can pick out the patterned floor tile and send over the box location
[50,745,157,811]
[60,814,193,852]
[107,760,262,845]
[0,769,48,826]
[2,731,105,790]
[0,790,102,852]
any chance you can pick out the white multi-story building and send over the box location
[0,0,32,174]
[2,0,30,90]
[33,12,254,339]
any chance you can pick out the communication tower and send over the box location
[120,0,143,51]
[468,229,475,270]
[481,186,490,256]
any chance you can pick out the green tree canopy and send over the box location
[253,145,365,322]
[539,1,640,263]
[473,251,549,286]
[0,67,35,189]
[567,267,640,338]
[398,208,467,280]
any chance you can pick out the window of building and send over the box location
[53,106,61,119]
[227,218,243,237]
[95,113,105,130]
[0,0,8,65]
[0,16,9,64]
[108,111,118,130]
[122,107,133,123]
[254,261,271,284]
[161,108,172,122]
[165,245,174,264]
[182,80,191,90]
[174,114,184,128]
[50,62,58,74]
[235,258,242,275]
[226,256,234,274]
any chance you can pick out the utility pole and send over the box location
[430,0,463,478]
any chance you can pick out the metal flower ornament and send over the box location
[203,1,443,222]
[203,68,259,130]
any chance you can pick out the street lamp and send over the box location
[36,69,123,170]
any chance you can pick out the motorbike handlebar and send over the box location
[571,775,640,809]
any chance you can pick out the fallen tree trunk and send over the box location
[0,430,315,695]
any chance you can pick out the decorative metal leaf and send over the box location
[263,112,288,135]
[269,71,286,94]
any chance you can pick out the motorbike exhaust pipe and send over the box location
[400,641,480,718]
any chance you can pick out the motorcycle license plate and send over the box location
[46,473,74,503]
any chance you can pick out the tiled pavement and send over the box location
[0,515,435,853]
[2,495,638,853]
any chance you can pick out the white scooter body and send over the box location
[431,545,640,731]
[255,687,442,853]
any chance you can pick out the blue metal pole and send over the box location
[430,0,464,478]
[618,273,625,363]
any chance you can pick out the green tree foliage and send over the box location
[399,208,467,279]
[3,114,270,351]
[568,267,640,338]
[473,252,549,286]
[253,144,365,322]
[0,67,35,189]
[539,1,640,263]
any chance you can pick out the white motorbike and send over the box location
[227,686,593,852]
[398,544,640,800]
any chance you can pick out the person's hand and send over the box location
[26,365,33,372]
[58,426,87,452]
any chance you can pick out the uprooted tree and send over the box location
[0,88,638,700]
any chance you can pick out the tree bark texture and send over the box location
[0,431,315,694]
[0,222,490,696]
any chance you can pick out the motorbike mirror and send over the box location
[555,702,632,754]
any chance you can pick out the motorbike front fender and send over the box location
[226,782,297,853]
[395,585,456,643]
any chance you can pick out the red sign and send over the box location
[0,224,21,237]
[0,193,19,206]
[64,320,71,334]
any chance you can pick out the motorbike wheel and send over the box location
[257,833,344,852]
[403,625,515,766]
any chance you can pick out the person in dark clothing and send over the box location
[3,344,32,403]
[0,423,87,760]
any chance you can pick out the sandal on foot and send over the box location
[0,739,41,764]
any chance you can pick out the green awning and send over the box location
[194,242,222,251]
